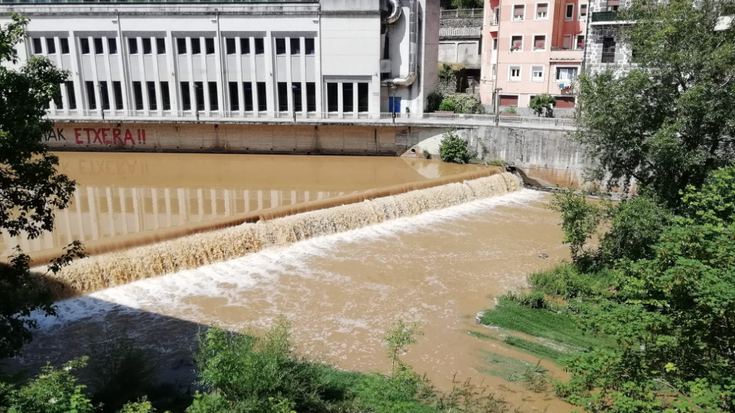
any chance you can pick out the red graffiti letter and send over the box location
[124,129,135,145]
[84,128,93,144]
[92,129,103,144]
[102,129,111,144]
[74,128,83,144]
[113,128,122,144]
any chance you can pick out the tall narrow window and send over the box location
[181,82,191,111]
[293,83,302,112]
[60,38,70,54]
[305,38,315,55]
[65,81,77,110]
[342,83,354,113]
[113,81,123,110]
[257,82,266,111]
[46,38,56,54]
[94,38,104,54]
[241,38,250,54]
[358,83,368,113]
[53,84,63,109]
[229,82,239,111]
[80,38,91,54]
[244,83,254,111]
[128,38,138,54]
[32,38,42,54]
[99,81,110,110]
[161,81,170,110]
[86,81,97,110]
[226,38,236,55]
[194,82,204,111]
[277,82,288,111]
[576,35,585,50]
[290,38,300,55]
[132,81,143,110]
[327,83,338,112]
[205,38,215,55]
[142,38,152,55]
[191,38,201,55]
[108,38,117,54]
[275,38,286,55]
[156,38,166,54]
[563,35,572,50]
[602,37,616,63]
[254,38,264,54]
[177,38,187,54]
[306,82,316,112]
[147,81,157,111]
[208,82,218,111]
[493,38,498,50]
[579,4,588,19]
[565,3,574,20]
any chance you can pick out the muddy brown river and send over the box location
[12,153,574,412]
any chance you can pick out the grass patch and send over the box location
[479,351,538,381]
[480,298,610,351]
[467,330,496,341]
[502,336,568,363]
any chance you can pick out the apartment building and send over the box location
[1,0,438,122]
[584,0,634,76]
[480,0,586,111]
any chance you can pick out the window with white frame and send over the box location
[565,3,574,20]
[532,66,544,82]
[509,66,522,81]
[556,66,578,81]
[535,3,548,19]
[563,35,572,50]
[533,35,546,51]
[511,35,523,52]
[513,4,525,21]
[493,38,498,50]
[579,4,588,19]
[576,35,585,50]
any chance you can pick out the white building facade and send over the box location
[0,0,438,123]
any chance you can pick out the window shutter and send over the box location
[537,4,548,13]
[535,37,545,49]
[513,38,522,48]
[607,0,620,5]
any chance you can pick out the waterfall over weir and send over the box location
[44,172,521,300]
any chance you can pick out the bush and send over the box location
[529,94,557,117]
[439,94,484,114]
[503,106,518,114]
[529,264,614,300]
[505,291,548,309]
[438,99,456,112]
[426,92,443,112]
[439,130,470,164]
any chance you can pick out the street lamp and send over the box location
[292,84,298,123]
[390,84,398,124]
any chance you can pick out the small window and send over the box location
[99,81,110,110]
[275,38,286,55]
[60,38,70,54]
[181,82,191,111]
[290,38,300,55]
[132,81,143,110]
[511,35,523,52]
[579,4,588,19]
[226,38,236,55]
[191,38,201,55]
[243,83,254,111]
[94,38,103,54]
[342,83,354,113]
[565,3,574,20]
[229,82,239,111]
[32,38,43,54]
[513,4,525,21]
[108,38,117,54]
[509,66,521,81]
[357,83,368,113]
[86,81,97,110]
[80,38,91,54]
[128,38,138,54]
[327,83,338,112]
[533,35,546,51]
[46,38,56,54]
[277,82,288,111]
[254,38,265,55]
[177,38,187,54]
[194,82,204,111]
[257,82,267,111]
[205,38,215,55]
[492,38,498,50]
[208,81,218,110]
[576,35,585,50]
[556,67,578,81]
[241,38,251,54]
[305,38,315,55]
[113,81,123,110]
[531,66,544,82]
[147,81,157,111]
[535,3,548,19]
[563,35,572,50]
[142,38,152,55]
[156,38,166,54]
[161,81,171,110]
[65,81,76,110]
[306,82,316,112]
[293,83,302,112]
[602,37,616,63]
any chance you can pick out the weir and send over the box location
[43,172,521,300]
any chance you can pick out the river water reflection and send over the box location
[2,153,481,258]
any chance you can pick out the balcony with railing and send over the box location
[439,8,484,18]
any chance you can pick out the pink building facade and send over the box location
[480,0,586,111]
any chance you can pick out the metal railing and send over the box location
[45,109,577,129]
[439,8,483,19]
[439,26,482,38]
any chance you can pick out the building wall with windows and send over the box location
[584,0,634,76]
[480,0,585,110]
[3,0,438,123]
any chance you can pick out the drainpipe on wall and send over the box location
[492,0,502,115]
[382,0,417,88]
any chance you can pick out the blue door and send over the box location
[388,97,401,113]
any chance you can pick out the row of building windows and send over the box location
[51,81,370,113]
[505,34,585,52]
[506,65,578,82]
[507,2,587,21]
[32,36,315,57]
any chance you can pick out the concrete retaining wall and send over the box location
[45,123,410,156]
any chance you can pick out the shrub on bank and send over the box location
[439,131,470,164]
[438,94,484,114]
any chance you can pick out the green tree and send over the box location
[439,130,470,164]
[548,189,603,263]
[0,15,81,360]
[449,0,483,8]
[575,0,735,208]
[529,94,556,118]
